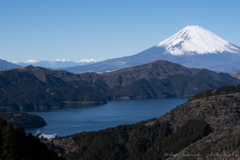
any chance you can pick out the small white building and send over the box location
[36,129,58,140]
[39,134,58,140]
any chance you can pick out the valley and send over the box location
[46,84,240,160]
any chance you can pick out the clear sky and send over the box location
[1,0,239,62]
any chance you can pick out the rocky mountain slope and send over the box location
[60,26,240,73]
[48,84,240,160]
[230,71,240,79]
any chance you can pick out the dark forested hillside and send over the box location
[21,60,240,100]
[0,117,64,160]
[49,119,210,160]
[0,108,46,128]
[78,60,240,99]
[0,66,106,110]
[0,60,239,110]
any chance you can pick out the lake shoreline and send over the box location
[24,98,189,136]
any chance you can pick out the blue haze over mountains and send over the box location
[0,59,20,71]
[13,59,99,69]
[1,26,240,73]
[60,26,240,73]
[0,59,99,71]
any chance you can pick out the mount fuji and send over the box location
[61,25,240,73]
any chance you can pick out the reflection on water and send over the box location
[24,98,188,137]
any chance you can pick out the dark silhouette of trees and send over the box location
[0,117,64,160]
[65,119,210,160]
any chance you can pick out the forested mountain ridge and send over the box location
[0,66,106,110]
[77,60,240,99]
[164,85,240,160]
[21,60,240,99]
[77,60,223,87]
[0,60,240,110]
[47,84,240,160]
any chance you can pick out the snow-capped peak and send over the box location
[54,59,71,62]
[52,59,100,63]
[157,25,240,55]
[77,59,100,63]
[24,59,37,63]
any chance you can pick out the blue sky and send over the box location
[1,0,239,62]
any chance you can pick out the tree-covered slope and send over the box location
[85,60,240,99]
[49,119,210,160]
[0,116,64,160]
[108,71,239,99]
[0,66,106,110]
[0,108,46,128]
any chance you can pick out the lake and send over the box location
[25,98,189,137]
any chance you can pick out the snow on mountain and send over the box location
[61,25,240,73]
[54,59,71,62]
[11,61,19,63]
[25,59,38,63]
[9,26,240,73]
[77,59,100,63]
[13,59,100,69]
[157,25,240,55]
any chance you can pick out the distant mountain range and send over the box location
[0,58,100,71]
[2,26,239,73]
[60,25,240,73]
[230,71,240,79]
[1,60,239,110]
[0,59,21,71]
[12,59,100,69]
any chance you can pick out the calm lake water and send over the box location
[25,98,188,137]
